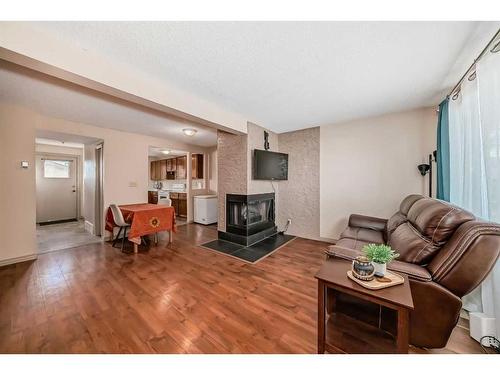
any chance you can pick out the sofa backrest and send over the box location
[387,195,475,265]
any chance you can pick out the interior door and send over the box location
[36,155,78,223]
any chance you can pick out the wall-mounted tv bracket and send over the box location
[264,131,270,151]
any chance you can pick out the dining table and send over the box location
[105,203,176,253]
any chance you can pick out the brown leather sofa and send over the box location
[327,194,500,348]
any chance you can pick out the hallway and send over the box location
[37,220,102,254]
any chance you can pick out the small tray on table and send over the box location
[347,270,404,290]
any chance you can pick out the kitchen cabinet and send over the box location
[150,160,157,180]
[176,156,187,179]
[191,154,204,179]
[166,158,176,172]
[159,159,167,180]
[170,192,187,217]
[150,156,189,181]
[148,191,158,204]
[166,158,176,180]
[155,161,161,181]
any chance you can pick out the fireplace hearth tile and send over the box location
[200,239,244,254]
[200,233,295,263]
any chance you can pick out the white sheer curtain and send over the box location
[448,49,500,338]
[477,51,500,339]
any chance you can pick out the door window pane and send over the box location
[44,160,71,178]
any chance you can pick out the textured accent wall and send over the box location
[217,122,320,239]
[277,127,320,240]
[217,130,248,231]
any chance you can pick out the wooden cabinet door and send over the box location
[159,159,167,180]
[171,199,179,215]
[150,160,158,180]
[176,156,187,179]
[166,158,172,172]
[148,191,158,204]
[153,161,161,181]
[191,154,204,179]
[178,194,187,217]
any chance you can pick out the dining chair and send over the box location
[110,204,131,251]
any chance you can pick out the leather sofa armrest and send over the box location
[326,245,432,282]
[388,260,432,282]
[348,214,388,232]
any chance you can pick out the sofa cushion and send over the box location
[385,195,424,242]
[388,222,440,264]
[407,198,474,245]
[339,226,385,244]
[400,194,425,215]
[335,238,373,251]
[386,212,407,241]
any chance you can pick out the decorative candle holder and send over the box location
[352,256,375,281]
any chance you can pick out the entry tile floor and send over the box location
[36,220,102,254]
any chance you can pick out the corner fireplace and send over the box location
[219,193,277,246]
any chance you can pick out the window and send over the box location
[44,159,71,178]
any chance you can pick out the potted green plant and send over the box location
[362,244,399,277]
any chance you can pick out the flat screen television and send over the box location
[253,149,288,180]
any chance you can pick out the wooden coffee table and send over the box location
[315,257,414,354]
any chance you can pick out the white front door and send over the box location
[36,155,78,223]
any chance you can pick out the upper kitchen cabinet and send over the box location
[166,158,176,172]
[150,160,157,180]
[159,159,167,180]
[176,156,187,179]
[166,158,176,180]
[155,160,162,181]
[191,154,204,179]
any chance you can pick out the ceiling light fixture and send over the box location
[161,150,171,155]
[182,128,198,136]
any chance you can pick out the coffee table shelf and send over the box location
[316,258,414,354]
[325,311,398,354]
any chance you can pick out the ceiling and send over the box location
[148,147,186,158]
[36,130,102,145]
[21,21,500,133]
[0,60,218,147]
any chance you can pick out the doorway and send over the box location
[35,132,103,253]
[36,154,79,224]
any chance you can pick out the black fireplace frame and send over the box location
[218,192,277,246]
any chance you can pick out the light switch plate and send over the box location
[21,161,29,168]
[129,181,138,187]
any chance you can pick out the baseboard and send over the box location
[84,220,94,235]
[0,253,38,267]
[319,236,337,244]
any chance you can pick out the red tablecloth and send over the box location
[105,203,176,244]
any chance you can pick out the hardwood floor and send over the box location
[0,224,488,353]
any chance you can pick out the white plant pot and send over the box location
[372,262,387,277]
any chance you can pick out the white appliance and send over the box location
[194,195,218,225]
[157,191,171,206]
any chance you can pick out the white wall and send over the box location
[0,104,37,265]
[320,107,437,239]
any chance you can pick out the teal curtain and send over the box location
[437,98,450,201]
